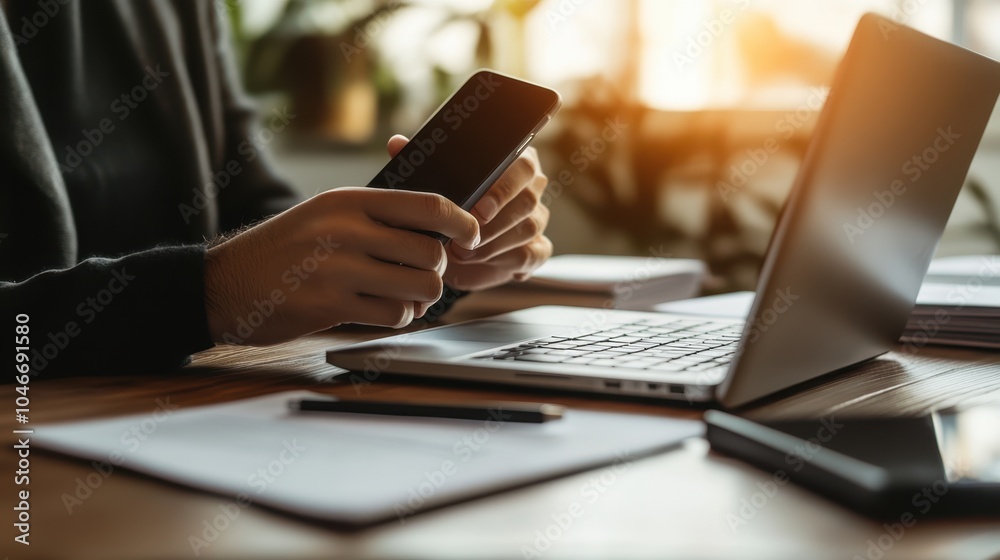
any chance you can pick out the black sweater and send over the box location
[0,1,302,376]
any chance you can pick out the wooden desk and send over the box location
[5,320,1000,559]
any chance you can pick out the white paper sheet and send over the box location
[35,391,702,526]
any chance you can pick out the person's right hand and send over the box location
[203,188,481,345]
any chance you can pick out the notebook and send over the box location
[457,254,706,315]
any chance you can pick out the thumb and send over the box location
[387,134,409,158]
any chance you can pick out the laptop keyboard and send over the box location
[479,317,743,374]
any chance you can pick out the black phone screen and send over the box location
[706,406,1000,517]
[367,71,559,208]
[765,408,1000,485]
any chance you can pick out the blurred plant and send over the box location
[231,0,499,144]
[545,73,814,293]
[965,178,1000,250]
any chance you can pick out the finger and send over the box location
[355,189,481,250]
[472,149,541,223]
[346,258,444,303]
[456,184,546,254]
[444,236,553,291]
[451,204,548,264]
[387,134,409,158]
[415,301,431,319]
[346,295,415,328]
[364,225,448,274]
[484,235,553,276]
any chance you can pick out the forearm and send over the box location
[2,246,215,377]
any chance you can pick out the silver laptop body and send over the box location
[328,14,1000,408]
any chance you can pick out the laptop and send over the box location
[328,14,1000,408]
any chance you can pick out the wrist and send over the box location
[204,245,231,343]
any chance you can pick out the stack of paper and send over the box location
[654,255,1000,351]
[460,254,705,314]
[902,255,1000,349]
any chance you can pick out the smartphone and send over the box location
[367,70,561,234]
[705,407,1000,518]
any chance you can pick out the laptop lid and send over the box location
[718,13,1000,408]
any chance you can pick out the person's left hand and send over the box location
[386,135,553,294]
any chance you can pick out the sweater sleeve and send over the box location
[1,7,214,378]
[2,245,215,377]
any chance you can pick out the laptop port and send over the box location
[647,383,661,390]
[669,384,686,395]
[604,380,622,389]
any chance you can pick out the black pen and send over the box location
[288,398,564,423]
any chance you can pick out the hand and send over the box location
[204,188,480,345]
[387,135,553,292]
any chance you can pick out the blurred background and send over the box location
[224,0,1000,293]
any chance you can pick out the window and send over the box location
[521,0,999,110]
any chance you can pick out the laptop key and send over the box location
[648,362,686,372]
[575,335,609,342]
[572,345,610,352]
[655,348,696,355]
[563,357,595,364]
[688,362,722,371]
[587,359,620,367]
[543,343,579,350]
[610,336,641,343]
[617,345,653,352]
[587,351,629,358]
[517,348,552,355]
[513,354,566,363]
[545,349,591,357]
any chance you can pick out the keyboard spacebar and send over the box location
[513,354,565,363]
